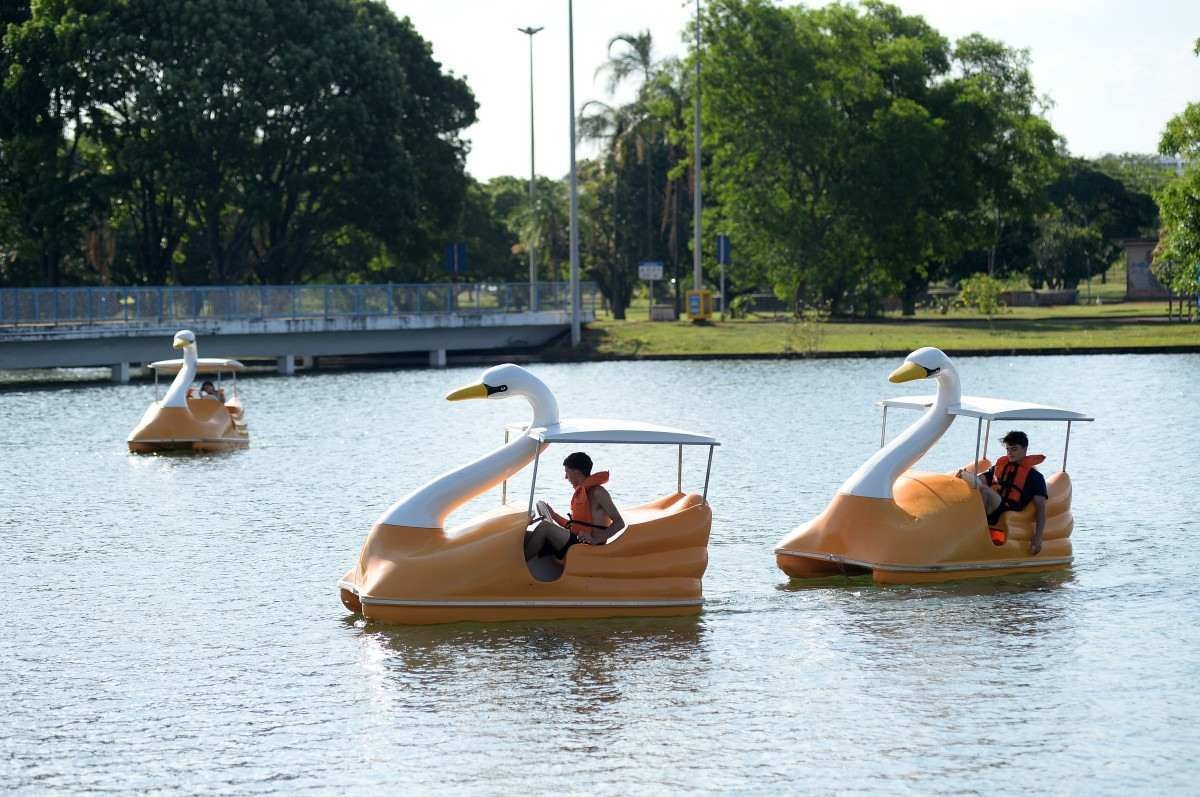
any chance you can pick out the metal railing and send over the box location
[0,281,599,327]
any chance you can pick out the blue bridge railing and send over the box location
[0,281,599,327]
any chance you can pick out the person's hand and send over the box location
[1029,538,1042,555]
[579,534,594,545]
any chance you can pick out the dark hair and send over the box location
[201,380,215,389]
[1000,430,1029,448]
[562,451,592,475]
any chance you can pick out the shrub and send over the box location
[955,273,1009,316]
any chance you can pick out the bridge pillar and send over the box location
[277,354,296,375]
[111,362,130,383]
[429,349,447,368]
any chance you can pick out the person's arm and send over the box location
[1030,495,1046,555]
[584,488,624,544]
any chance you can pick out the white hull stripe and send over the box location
[338,583,700,607]
[774,548,1072,573]
[129,437,246,444]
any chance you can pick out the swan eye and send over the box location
[924,367,941,376]
[485,384,508,396]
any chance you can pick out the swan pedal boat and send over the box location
[339,364,719,625]
[127,330,250,453]
[775,347,1092,584]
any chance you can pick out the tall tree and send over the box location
[1154,39,1200,296]
[0,0,99,286]
[2,0,477,286]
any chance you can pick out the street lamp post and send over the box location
[693,0,703,295]
[568,0,580,345]
[518,25,543,312]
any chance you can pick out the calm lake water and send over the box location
[2,354,1198,794]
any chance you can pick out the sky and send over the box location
[388,0,1200,182]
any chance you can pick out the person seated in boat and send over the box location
[198,380,223,400]
[958,430,1048,555]
[524,451,625,561]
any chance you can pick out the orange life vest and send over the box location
[552,471,610,531]
[992,454,1045,510]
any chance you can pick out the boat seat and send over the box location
[525,492,706,582]
[609,493,704,545]
[992,470,1073,541]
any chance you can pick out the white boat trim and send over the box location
[355,595,703,609]
[774,548,1073,573]
[878,394,1093,422]
[149,357,245,373]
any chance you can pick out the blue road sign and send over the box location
[717,234,732,265]
[444,242,468,274]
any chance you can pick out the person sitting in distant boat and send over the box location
[957,430,1048,554]
[198,380,223,400]
[524,451,625,561]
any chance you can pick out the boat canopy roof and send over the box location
[508,417,719,446]
[148,357,245,373]
[878,394,1093,422]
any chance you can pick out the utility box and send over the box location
[686,289,713,321]
[650,304,678,322]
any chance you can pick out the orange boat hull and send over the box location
[127,399,249,453]
[340,493,711,625]
[776,468,1073,584]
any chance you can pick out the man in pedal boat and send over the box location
[958,430,1048,555]
[524,451,626,561]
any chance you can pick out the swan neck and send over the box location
[161,346,197,408]
[520,384,559,428]
[379,433,542,528]
[838,368,960,500]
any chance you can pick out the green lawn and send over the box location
[570,299,1199,358]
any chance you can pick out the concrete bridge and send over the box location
[0,281,597,380]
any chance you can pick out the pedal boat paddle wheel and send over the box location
[775,347,1092,584]
[127,330,249,453]
[339,363,719,625]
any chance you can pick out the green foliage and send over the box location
[577,30,699,319]
[700,0,1061,317]
[1022,158,1157,289]
[0,0,476,286]
[1031,212,1104,289]
[954,273,1008,316]
[1094,152,1182,196]
[1154,42,1200,296]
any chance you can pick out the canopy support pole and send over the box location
[501,428,510,504]
[973,417,982,474]
[880,406,888,448]
[702,444,714,503]
[982,419,991,469]
[527,443,542,518]
[1063,421,1072,473]
[677,444,683,494]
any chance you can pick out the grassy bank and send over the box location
[567,301,1199,359]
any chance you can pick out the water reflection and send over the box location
[4,355,1200,793]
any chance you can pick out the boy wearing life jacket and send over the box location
[962,430,1048,555]
[524,451,625,561]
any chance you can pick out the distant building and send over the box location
[1122,238,1170,299]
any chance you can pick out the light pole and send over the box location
[568,0,580,345]
[693,0,703,295]
[518,25,543,312]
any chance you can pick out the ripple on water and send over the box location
[1,354,1199,793]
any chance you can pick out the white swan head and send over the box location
[889,346,953,385]
[445,363,559,428]
[172,329,197,351]
[838,346,961,499]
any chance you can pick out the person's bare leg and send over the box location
[980,486,1001,516]
[524,520,570,560]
